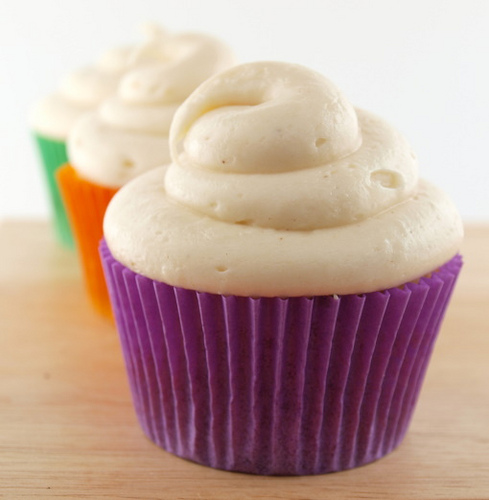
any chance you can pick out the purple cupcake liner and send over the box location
[100,240,462,475]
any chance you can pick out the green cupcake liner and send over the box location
[33,133,74,248]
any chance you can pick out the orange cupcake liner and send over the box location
[57,164,118,318]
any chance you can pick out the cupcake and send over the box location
[100,61,463,474]
[29,29,147,247]
[57,29,235,318]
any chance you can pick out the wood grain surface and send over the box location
[1,220,488,500]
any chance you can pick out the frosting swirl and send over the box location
[30,43,136,140]
[68,30,236,188]
[167,63,419,230]
[104,62,463,296]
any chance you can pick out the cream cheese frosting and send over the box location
[104,61,463,296]
[30,43,137,140]
[68,30,236,188]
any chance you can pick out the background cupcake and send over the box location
[57,28,235,317]
[28,29,150,247]
[100,62,463,474]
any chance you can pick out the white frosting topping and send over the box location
[104,62,463,296]
[30,46,134,139]
[68,30,236,188]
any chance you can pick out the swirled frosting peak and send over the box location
[30,30,141,139]
[104,61,463,296]
[171,62,361,173]
[68,29,236,188]
[166,62,418,231]
[119,30,237,105]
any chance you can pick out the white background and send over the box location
[1,0,488,222]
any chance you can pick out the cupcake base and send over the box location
[33,133,73,248]
[57,165,117,318]
[100,241,462,475]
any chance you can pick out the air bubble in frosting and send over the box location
[370,169,404,189]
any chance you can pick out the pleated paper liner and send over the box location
[57,165,118,318]
[33,133,74,248]
[100,240,462,476]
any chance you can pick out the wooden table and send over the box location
[1,221,488,500]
